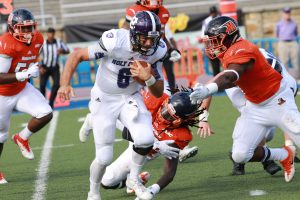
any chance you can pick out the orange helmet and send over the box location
[139,0,163,10]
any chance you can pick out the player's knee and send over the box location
[133,134,154,149]
[133,145,153,156]
[96,145,113,166]
[0,132,9,143]
[35,105,53,119]
[232,150,251,163]
[265,128,275,142]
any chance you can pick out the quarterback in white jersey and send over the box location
[58,11,167,200]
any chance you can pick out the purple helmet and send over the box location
[129,11,161,56]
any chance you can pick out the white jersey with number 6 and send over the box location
[88,29,167,95]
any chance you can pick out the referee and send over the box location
[40,27,70,108]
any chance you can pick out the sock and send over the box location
[89,159,106,195]
[285,139,294,147]
[129,150,146,181]
[19,126,33,140]
[268,148,288,161]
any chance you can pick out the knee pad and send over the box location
[0,132,9,143]
[133,145,153,156]
[232,150,252,163]
[95,145,113,166]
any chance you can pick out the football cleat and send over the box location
[87,192,101,200]
[229,151,245,175]
[262,160,282,175]
[127,171,151,194]
[79,113,92,143]
[280,145,296,182]
[12,134,34,160]
[0,172,8,184]
[179,146,198,162]
[126,178,153,200]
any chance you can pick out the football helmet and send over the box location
[130,11,161,56]
[203,16,240,59]
[7,8,37,44]
[157,91,201,127]
[139,0,163,10]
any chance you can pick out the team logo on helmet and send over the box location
[221,20,237,35]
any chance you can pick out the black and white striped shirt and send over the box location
[41,39,69,68]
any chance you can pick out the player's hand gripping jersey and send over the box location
[142,90,192,150]
[125,4,170,34]
[0,31,43,96]
[220,39,282,104]
[88,29,167,95]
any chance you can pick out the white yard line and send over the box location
[32,111,59,200]
[31,144,74,150]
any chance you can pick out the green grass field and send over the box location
[1,95,300,200]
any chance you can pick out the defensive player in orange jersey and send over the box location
[0,9,53,184]
[123,0,181,63]
[100,89,208,199]
[190,16,300,182]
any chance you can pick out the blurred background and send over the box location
[1,0,300,109]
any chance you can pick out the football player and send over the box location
[123,0,181,62]
[0,9,53,184]
[100,89,208,199]
[227,48,299,175]
[190,16,300,182]
[58,11,166,200]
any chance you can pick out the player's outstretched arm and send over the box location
[58,48,89,101]
[148,154,179,197]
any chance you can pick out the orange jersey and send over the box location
[142,90,192,150]
[125,4,170,33]
[221,39,282,104]
[0,31,43,96]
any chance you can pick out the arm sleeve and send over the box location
[87,30,117,60]
[0,54,13,73]
[164,24,173,41]
[60,41,70,52]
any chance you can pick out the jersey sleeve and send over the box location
[88,30,117,60]
[224,46,256,68]
[125,6,136,22]
[170,127,192,150]
[0,35,16,58]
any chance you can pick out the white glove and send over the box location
[169,49,181,62]
[16,62,40,82]
[153,139,180,159]
[189,83,209,104]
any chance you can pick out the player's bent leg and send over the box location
[79,113,92,143]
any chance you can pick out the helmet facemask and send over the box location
[203,33,227,59]
[140,0,162,10]
[157,100,182,128]
[132,31,161,56]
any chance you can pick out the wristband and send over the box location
[149,184,160,195]
[206,83,218,95]
[145,75,156,87]
[199,109,209,122]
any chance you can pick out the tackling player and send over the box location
[123,0,181,62]
[58,11,166,200]
[100,89,208,199]
[0,9,53,184]
[190,16,300,183]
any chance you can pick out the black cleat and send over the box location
[229,151,245,175]
[294,155,300,163]
[262,160,282,175]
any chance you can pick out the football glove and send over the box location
[169,49,181,62]
[16,62,40,82]
[153,139,180,159]
[190,83,209,104]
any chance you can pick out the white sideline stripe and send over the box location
[32,111,59,200]
[31,144,74,150]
